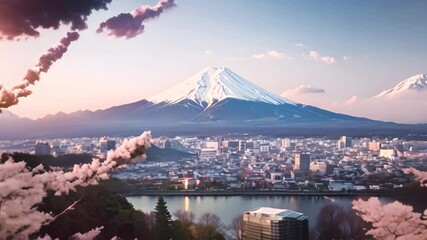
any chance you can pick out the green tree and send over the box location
[173,210,196,240]
[195,213,225,240]
[154,196,173,240]
[37,181,153,239]
[312,203,366,240]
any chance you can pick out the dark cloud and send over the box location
[282,85,326,98]
[0,0,112,40]
[37,31,80,72]
[97,0,176,39]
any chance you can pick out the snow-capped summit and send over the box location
[149,67,296,108]
[372,74,427,98]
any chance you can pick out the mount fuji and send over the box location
[114,66,362,122]
[149,67,296,107]
[3,67,423,139]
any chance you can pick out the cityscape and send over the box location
[1,133,426,239]
[2,134,426,194]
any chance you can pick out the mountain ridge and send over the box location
[2,67,425,139]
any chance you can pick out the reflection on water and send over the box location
[184,196,189,212]
[127,195,393,228]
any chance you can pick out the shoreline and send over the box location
[124,190,384,197]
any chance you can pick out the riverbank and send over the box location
[124,190,383,197]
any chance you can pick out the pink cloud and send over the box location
[309,50,336,64]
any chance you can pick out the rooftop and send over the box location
[246,207,307,220]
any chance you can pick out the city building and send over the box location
[260,145,270,153]
[310,161,328,175]
[206,141,219,150]
[223,140,239,149]
[199,148,217,160]
[107,140,116,151]
[242,207,308,240]
[368,141,381,151]
[99,138,116,153]
[35,141,51,155]
[294,153,310,172]
[239,140,247,151]
[328,180,353,191]
[338,136,353,149]
[282,138,291,148]
[379,149,396,159]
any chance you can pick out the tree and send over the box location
[352,168,427,240]
[353,197,427,240]
[154,196,173,240]
[313,203,366,240]
[38,181,153,239]
[195,213,224,240]
[174,209,195,225]
[173,210,196,240]
[0,131,152,239]
[227,215,242,240]
[403,168,427,187]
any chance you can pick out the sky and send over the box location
[1,0,427,122]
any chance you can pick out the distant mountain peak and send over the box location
[373,73,427,98]
[149,66,296,108]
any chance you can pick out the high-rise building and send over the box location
[282,138,291,148]
[199,148,217,160]
[338,136,353,149]
[368,141,381,151]
[35,141,51,155]
[242,207,308,240]
[260,145,270,153]
[239,140,247,151]
[294,153,310,172]
[99,137,116,153]
[206,141,219,150]
[222,140,239,149]
[107,140,116,151]
[379,149,396,159]
[246,141,255,149]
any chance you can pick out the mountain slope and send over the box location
[149,67,296,107]
[372,74,427,99]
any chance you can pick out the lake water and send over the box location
[126,195,393,228]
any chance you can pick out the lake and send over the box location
[126,195,393,228]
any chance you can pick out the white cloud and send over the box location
[330,91,427,123]
[343,56,350,61]
[309,50,336,64]
[295,43,305,47]
[321,56,335,64]
[281,85,326,98]
[251,50,290,60]
[309,51,320,60]
[196,50,213,55]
